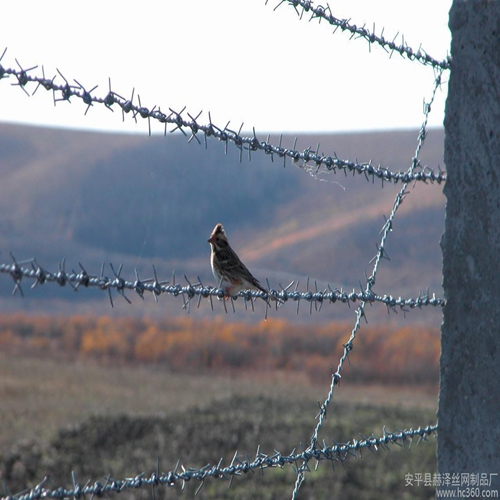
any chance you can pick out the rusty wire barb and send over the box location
[0,424,437,500]
[268,0,451,70]
[0,51,446,185]
[0,256,445,314]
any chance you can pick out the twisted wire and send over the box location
[0,51,446,185]
[0,2,448,496]
[270,0,451,70]
[0,424,437,500]
[0,257,445,314]
[291,67,445,498]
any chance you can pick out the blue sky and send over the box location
[0,0,451,134]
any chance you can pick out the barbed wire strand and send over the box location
[0,424,437,500]
[268,0,451,70]
[290,67,444,498]
[0,50,446,186]
[0,255,446,317]
[0,4,447,497]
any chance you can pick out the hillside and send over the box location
[0,123,445,322]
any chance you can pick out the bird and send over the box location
[208,223,270,300]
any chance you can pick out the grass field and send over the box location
[0,354,439,499]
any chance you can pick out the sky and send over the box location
[0,0,452,135]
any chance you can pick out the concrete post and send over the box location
[439,0,500,494]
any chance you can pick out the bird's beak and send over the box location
[207,237,214,244]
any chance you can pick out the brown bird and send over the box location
[208,223,269,299]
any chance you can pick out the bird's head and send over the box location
[208,223,229,249]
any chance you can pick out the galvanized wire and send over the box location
[0,3,448,498]
[269,0,451,70]
[291,67,445,498]
[0,49,446,186]
[0,424,437,500]
[0,256,445,315]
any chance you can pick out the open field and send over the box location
[0,354,438,449]
[0,354,438,499]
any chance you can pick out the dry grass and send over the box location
[0,354,439,499]
[0,353,437,451]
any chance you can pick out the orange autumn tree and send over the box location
[0,313,439,383]
[80,316,135,360]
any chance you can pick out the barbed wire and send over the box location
[0,49,446,186]
[0,424,437,500]
[0,2,447,498]
[290,66,445,498]
[269,0,451,70]
[0,256,445,316]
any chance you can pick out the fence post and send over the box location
[439,0,500,493]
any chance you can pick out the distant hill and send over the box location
[0,122,445,323]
